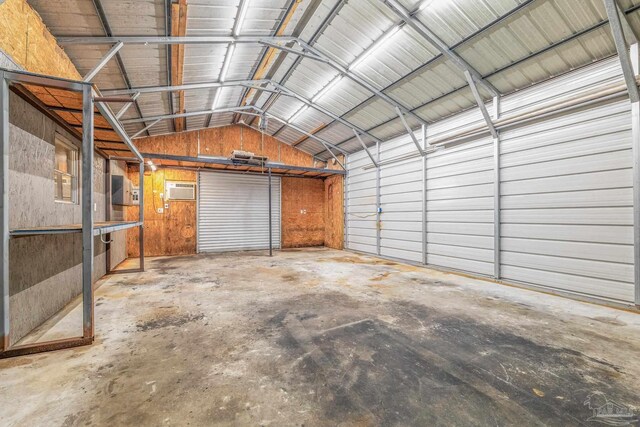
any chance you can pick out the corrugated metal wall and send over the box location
[346,150,378,254]
[499,101,634,303]
[345,58,636,305]
[380,138,423,263]
[198,172,281,253]
[426,136,495,276]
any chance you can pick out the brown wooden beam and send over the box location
[171,0,188,132]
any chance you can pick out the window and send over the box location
[54,135,78,203]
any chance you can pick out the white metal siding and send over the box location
[346,150,378,254]
[344,58,635,304]
[380,137,423,263]
[426,136,495,276]
[499,101,634,303]
[198,172,281,253]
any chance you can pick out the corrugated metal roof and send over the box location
[26,0,640,159]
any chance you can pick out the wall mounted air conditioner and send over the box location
[165,181,196,200]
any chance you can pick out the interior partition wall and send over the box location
[345,57,637,307]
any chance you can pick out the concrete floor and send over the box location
[1,248,640,426]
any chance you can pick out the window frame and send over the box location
[54,134,79,205]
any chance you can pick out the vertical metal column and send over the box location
[82,85,95,339]
[138,162,145,271]
[493,97,501,280]
[633,101,640,305]
[421,125,428,266]
[268,167,273,257]
[344,164,349,250]
[375,142,381,256]
[0,74,9,350]
[105,159,111,273]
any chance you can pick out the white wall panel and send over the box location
[499,101,634,303]
[426,136,495,276]
[346,150,378,254]
[379,136,423,263]
[345,58,636,305]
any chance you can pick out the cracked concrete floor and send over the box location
[2,247,640,426]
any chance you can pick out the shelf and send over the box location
[10,221,142,237]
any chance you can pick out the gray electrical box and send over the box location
[112,175,138,206]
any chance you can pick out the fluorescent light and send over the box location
[211,89,222,110]
[220,43,235,82]
[418,0,447,12]
[288,105,309,123]
[312,76,342,103]
[233,0,249,37]
[349,26,400,71]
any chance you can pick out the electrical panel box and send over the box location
[112,175,139,206]
[165,181,196,201]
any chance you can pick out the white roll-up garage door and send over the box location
[198,172,281,253]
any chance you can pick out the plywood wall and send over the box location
[126,166,197,257]
[0,0,81,79]
[134,125,321,168]
[281,177,325,248]
[324,175,344,250]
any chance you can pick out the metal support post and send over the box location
[139,162,145,271]
[82,85,95,339]
[633,102,640,305]
[105,159,111,273]
[421,124,428,266]
[268,168,273,257]
[376,142,381,256]
[0,73,9,350]
[492,96,501,280]
[605,0,640,304]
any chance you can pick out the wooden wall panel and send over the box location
[0,0,81,79]
[127,166,197,257]
[135,125,320,168]
[281,177,325,248]
[324,174,344,250]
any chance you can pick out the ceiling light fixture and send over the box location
[349,25,400,71]
[220,43,235,82]
[288,105,309,123]
[233,0,249,37]
[312,75,343,103]
[211,89,222,110]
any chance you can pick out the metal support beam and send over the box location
[421,124,427,266]
[464,71,499,139]
[115,92,140,119]
[465,71,501,279]
[604,0,640,102]
[81,85,95,339]
[353,130,378,168]
[83,41,124,82]
[382,0,499,98]
[395,106,426,156]
[375,142,381,256]
[120,105,256,124]
[139,162,145,272]
[58,36,299,45]
[94,96,144,161]
[605,0,640,304]
[268,168,273,257]
[0,73,9,351]
[131,119,162,139]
